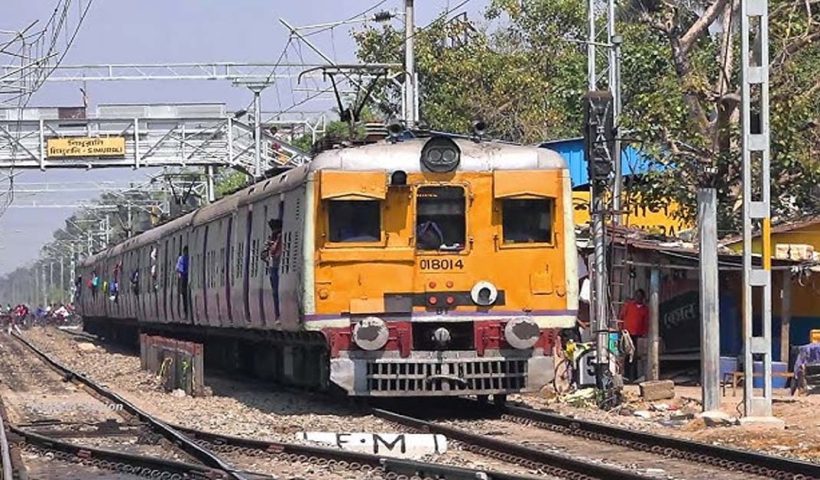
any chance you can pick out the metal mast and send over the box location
[586,0,621,398]
[404,0,417,126]
[741,0,774,419]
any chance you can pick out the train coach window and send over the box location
[502,198,553,244]
[416,186,465,251]
[328,200,381,243]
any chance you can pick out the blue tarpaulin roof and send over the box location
[540,137,649,187]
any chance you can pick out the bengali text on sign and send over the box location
[47,137,125,158]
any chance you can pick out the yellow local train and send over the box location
[77,133,578,399]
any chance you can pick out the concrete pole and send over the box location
[646,268,660,381]
[127,203,133,236]
[206,165,216,203]
[48,261,54,305]
[252,87,264,179]
[87,230,92,255]
[698,187,720,412]
[780,272,791,363]
[34,266,39,306]
[70,244,76,302]
[59,255,65,303]
[404,0,416,126]
[41,264,46,307]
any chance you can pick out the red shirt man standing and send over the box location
[620,289,648,337]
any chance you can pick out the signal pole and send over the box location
[586,0,622,405]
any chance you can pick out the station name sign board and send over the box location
[47,137,125,158]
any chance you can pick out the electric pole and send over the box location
[404,0,417,126]
[740,0,776,421]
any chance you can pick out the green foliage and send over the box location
[215,170,250,199]
[354,0,820,231]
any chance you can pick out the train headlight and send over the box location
[504,318,541,350]
[470,281,498,306]
[421,136,461,173]
[432,327,451,348]
[352,316,389,351]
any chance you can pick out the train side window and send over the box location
[502,198,553,244]
[327,200,381,243]
[416,186,465,251]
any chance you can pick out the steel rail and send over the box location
[174,423,546,480]
[11,331,548,480]
[10,332,249,480]
[372,408,651,480]
[11,426,227,479]
[497,402,820,480]
[0,399,12,480]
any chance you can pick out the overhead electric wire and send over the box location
[301,0,390,38]
[0,0,96,220]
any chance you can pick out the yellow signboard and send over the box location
[47,137,125,158]
[572,191,689,237]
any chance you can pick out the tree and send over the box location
[626,0,820,228]
[354,0,820,230]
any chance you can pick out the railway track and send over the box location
[15,326,820,480]
[495,401,820,480]
[372,407,652,480]
[0,331,242,480]
[0,332,563,480]
[373,399,820,480]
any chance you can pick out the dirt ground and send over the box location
[515,383,820,464]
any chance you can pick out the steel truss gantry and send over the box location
[0,62,329,83]
[0,114,309,171]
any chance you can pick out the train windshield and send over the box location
[328,200,381,242]
[502,198,553,244]
[416,186,465,251]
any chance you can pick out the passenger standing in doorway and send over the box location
[262,219,283,319]
[619,289,649,381]
[176,246,189,317]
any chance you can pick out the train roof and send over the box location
[79,138,565,267]
[307,137,567,172]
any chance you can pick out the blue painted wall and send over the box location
[540,137,649,187]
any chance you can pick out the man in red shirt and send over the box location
[620,289,648,381]
[621,289,648,337]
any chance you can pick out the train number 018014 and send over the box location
[419,258,464,270]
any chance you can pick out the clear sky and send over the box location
[0,0,487,274]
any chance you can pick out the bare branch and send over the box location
[680,0,731,53]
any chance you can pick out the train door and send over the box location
[278,189,304,331]
[224,216,233,328]
[229,210,245,328]
[252,204,268,328]
[125,251,133,319]
[163,239,170,323]
[151,242,160,324]
[209,219,224,328]
[242,208,254,327]
[259,197,284,329]
[201,225,209,326]
[413,184,469,298]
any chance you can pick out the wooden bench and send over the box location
[722,371,794,396]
